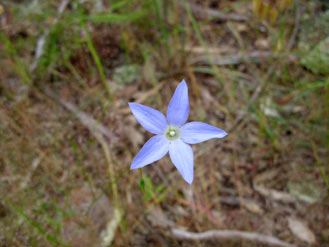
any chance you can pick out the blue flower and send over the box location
[129,80,227,184]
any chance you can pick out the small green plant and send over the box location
[140,175,166,202]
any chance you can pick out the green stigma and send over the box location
[165,125,181,141]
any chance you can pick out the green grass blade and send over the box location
[3,197,68,247]
[83,28,112,100]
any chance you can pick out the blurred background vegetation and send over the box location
[0,0,328,246]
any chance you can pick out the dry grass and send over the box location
[0,0,328,246]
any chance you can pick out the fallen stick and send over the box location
[182,2,248,22]
[44,88,118,144]
[191,51,297,66]
[172,228,296,247]
[254,185,297,204]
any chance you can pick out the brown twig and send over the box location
[177,198,219,225]
[172,228,296,247]
[253,185,297,204]
[182,2,248,22]
[287,1,302,50]
[44,88,118,144]
[192,51,297,66]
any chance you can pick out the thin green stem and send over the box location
[84,28,112,101]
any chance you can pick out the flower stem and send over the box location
[139,168,145,192]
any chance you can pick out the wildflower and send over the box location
[129,80,227,184]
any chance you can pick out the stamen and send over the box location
[164,125,181,141]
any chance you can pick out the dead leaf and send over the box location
[288,217,316,244]
[254,185,296,203]
[261,97,280,117]
[288,181,322,203]
[147,206,174,228]
[242,200,264,214]
[254,169,280,185]
[255,38,271,50]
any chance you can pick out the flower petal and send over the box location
[131,135,169,169]
[169,139,194,184]
[167,80,189,126]
[129,103,167,134]
[181,122,227,144]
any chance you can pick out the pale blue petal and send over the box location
[169,139,194,184]
[129,103,167,134]
[167,80,189,126]
[181,122,227,144]
[131,135,169,169]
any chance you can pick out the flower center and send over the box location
[164,125,180,141]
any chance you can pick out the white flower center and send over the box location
[164,125,181,141]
